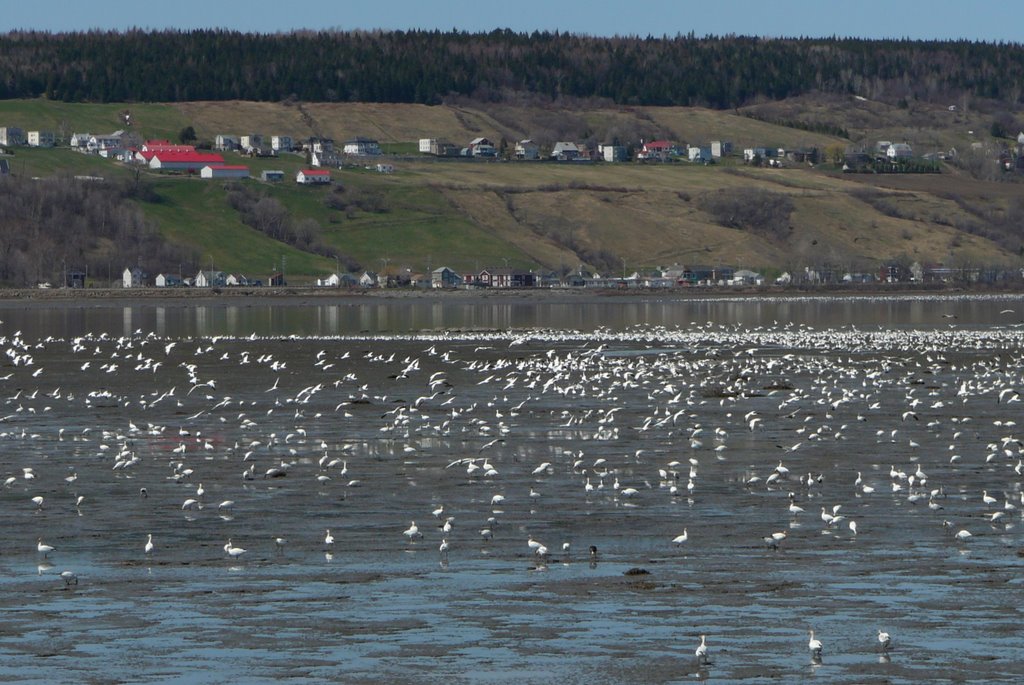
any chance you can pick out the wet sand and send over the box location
[0,322,1022,682]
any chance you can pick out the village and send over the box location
[4,120,1024,292]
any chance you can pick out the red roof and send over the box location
[299,169,331,175]
[152,152,225,164]
[643,140,673,150]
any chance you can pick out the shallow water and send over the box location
[1,295,1023,682]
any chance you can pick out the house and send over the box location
[88,131,126,153]
[142,140,194,153]
[317,273,354,287]
[431,266,462,289]
[214,134,238,151]
[150,151,225,172]
[310,150,341,168]
[200,164,250,179]
[688,145,712,162]
[343,137,381,156]
[0,127,25,146]
[638,140,677,161]
[27,131,55,148]
[743,147,776,163]
[65,270,87,289]
[69,133,92,150]
[121,266,147,288]
[261,170,285,182]
[514,139,540,160]
[467,137,496,157]
[268,272,286,286]
[730,269,763,286]
[195,270,227,287]
[477,267,536,288]
[225,273,252,286]
[296,169,331,184]
[376,163,394,174]
[419,138,436,153]
[681,265,734,285]
[420,138,458,156]
[271,135,293,152]
[155,273,184,287]
[711,141,733,158]
[309,138,334,154]
[358,271,379,287]
[599,144,628,162]
[239,134,263,152]
[887,143,913,160]
[551,141,581,161]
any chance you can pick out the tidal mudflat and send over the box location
[1,296,1023,683]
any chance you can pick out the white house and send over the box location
[468,137,496,157]
[711,140,733,158]
[121,267,146,288]
[376,163,394,174]
[296,169,331,184]
[551,141,581,160]
[88,131,126,153]
[155,273,184,287]
[27,131,55,148]
[887,143,913,159]
[343,137,381,155]
[418,138,436,153]
[195,270,227,287]
[240,134,263,152]
[69,133,93,150]
[310,138,334,154]
[150,151,225,172]
[215,134,238,150]
[514,139,540,160]
[599,144,627,162]
[689,145,712,162]
[359,271,380,287]
[200,164,250,179]
[271,135,293,152]
[0,127,25,146]
[225,273,252,286]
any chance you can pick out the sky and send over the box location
[1,0,1021,43]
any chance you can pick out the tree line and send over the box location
[1,30,1022,108]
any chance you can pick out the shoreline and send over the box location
[0,283,1022,308]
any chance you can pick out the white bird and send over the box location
[808,630,823,657]
[325,529,335,546]
[955,529,972,541]
[672,529,689,545]
[37,538,55,557]
[145,534,154,554]
[60,570,78,586]
[403,521,422,540]
[490,494,505,506]
[848,520,858,536]
[224,539,246,558]
[695,634,708,664]
[439,538,450,559]
[878,629,891,651]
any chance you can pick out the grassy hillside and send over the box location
[2,98,1022,282]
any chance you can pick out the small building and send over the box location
[214,134,238,151]
[317,273,357,287]
[69,133,93,150]
[122,266,147,288]
[431,266,462,289]
[311,150,341,168]
[200,164,250,179]
[0,127,25,146]
[149,151,225,172]
[887,143,913,160]
[66,270,87,289]
[195,270,227,288]
[239,134,263,152]
[225,273,252,286]
[711,141,733,158]
[261,170,285,182]
[343,137,381,156]
[551,141,581,161]
[638,140,677,161]
[743,147,776,163]
[477,267,536,288]
[375,163,394,174]
[88,131,126,153]
[599,144,628,162]
[419,138,436,154]
[27,131,55,148]
[688,145,712,162]
[155,273,184,288]
[467,137,496,157]
[359,271,379,288]
[296,169,331,184]
[271,135,293,152]
[310,137,334,154]
[514,139,540,160]
[268,272,286,287]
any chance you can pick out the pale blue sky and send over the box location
[2,0,1020,42]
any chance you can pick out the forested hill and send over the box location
[1,30,1022,108]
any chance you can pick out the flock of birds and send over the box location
[4,307,1024,673]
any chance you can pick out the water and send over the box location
[1,293,1023,683]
